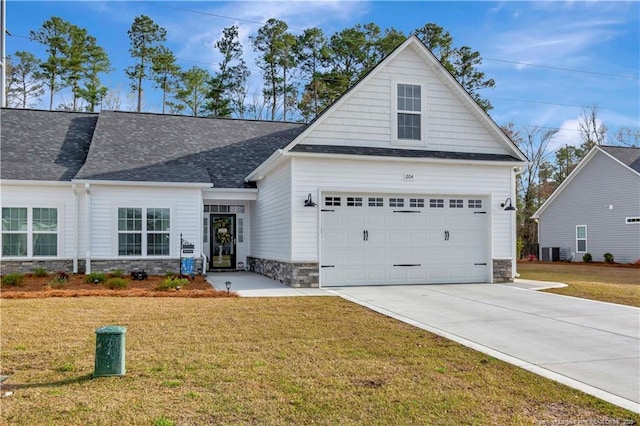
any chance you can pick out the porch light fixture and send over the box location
[225,281,232,293]
[304,193,317,207]
[501,198,516,211]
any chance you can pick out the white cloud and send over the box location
[549,118,581,152]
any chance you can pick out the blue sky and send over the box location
[5,1,639,151]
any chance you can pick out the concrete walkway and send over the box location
[331,283,640,413]
[206,271,331,297]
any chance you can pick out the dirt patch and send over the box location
[0,274,237,299]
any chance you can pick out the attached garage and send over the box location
[320,193,489,286]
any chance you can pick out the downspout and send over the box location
[84,183,91,274]
[512,166,525,279]
[72,184,79,273]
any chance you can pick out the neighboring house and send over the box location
[1,36,528,287]
[532,145,640,264]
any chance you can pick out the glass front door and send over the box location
[210,214,235,269]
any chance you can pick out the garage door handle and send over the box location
[394,264,421,267]
[444,230,450,241]
[363,230,369,241]
[474,263,487,266]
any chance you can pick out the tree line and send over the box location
[5,15,495,120]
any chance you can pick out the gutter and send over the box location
[85,183,91,274]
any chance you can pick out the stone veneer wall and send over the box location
[1,259,77,275]
[0,258,202,276]
[247,256,319,288]
[492,259,513,283]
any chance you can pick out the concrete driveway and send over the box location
[330,283,640,413]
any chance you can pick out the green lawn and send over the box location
[1,297,637,425]
[517,261,640,307]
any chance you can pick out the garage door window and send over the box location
[368,197,384,207]
[325,197,341,207]
[429,199,444,208]
[449,199,464,208]
[347,197,363,207]
[410,198,424,208]
[468,199,482,209]
[389,198,404,207]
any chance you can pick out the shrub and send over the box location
[156,276,189,291]
[109,269,124,278]
[603,253,614,264]
[86,272,106,284]
[165,270,176,278]
[527,253,537,261]
[1,273,25,287]
[104,277,128,290]
[131,270,148,280]
[582,253,593,263]
[49,271,70,288]
[33,267,49,277]
[54,271,71,281]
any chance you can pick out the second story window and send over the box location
[397,83,421,141]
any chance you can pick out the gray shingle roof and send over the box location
[291,144,522,162]
[601,145,640,173]
[75,111,307,187]
[1,108,98,181]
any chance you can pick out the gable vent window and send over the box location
[389,198,405,208]
[368,197,384,207]
[626,217,640,224]
[429,199,444,208]
[449,199,464,208]
[347,197,363,207]
[410,198,425,208]
[468,199,482,209]
[397,83,421,140]
[325,197,341,207]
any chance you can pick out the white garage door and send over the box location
[321,194,489,286]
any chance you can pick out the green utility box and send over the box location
[94,325,127,377]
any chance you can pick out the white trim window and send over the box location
[576,225,587,253]
[392,81,426,145]
[118,207,170,256]
[1,207,58,257]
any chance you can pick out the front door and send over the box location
[210,214,236,269]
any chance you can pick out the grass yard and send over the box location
[517,262,640,307]
[1,297,638,425]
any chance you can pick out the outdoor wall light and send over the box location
[501,197,517,211]
[225,281,232,293]
[304,193,317,207]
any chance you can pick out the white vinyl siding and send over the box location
[299,46,513,156]
[88,185,201,259]
[0,185,71,259]
[250,161,292,262]
[291,156,512,263]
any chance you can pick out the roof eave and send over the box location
[288,150,526,167]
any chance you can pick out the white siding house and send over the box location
[1,36,528,286]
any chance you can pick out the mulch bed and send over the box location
[0,274,237,299]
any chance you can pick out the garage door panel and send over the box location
[321,193,489,286]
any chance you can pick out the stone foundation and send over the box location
[247,257,319,288]
[89,258,203,276]
[1,259,77,275]
[0,258,202,276]
[492,259,513,283]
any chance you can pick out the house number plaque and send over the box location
[403,173,414,181]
